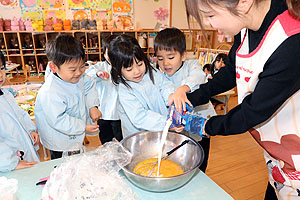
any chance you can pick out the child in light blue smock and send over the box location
[108,34,187,137]
[154,28,216,172]
[34,35,101,159]
[0,52,40,172]
[85,35,123,144]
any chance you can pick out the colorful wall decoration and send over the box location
[91,10,111,21]
[112,0,133,28]
[68,0,89,9]
[20,0,38,8]
[0,0,18,7]
[89,0,111,10]
[72,9,90,20]
[39,0,64,8]
[21,8,43,20]
[43,9,66,21]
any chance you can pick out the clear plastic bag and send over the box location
[42,140,136,200]
[0,176,18,200]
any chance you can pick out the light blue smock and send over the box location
[118,69,175,137]
[0,89,39,172]
[164,59,216,118]
[34,72,99,151]
[85,61,119,120]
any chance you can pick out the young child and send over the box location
[154,27,216,172]
[203,63,213,80]
[211,53,227,76]
[0,51,40,172]
[34,35,101,159]
[85,34,123,144]
[108,34,185,137]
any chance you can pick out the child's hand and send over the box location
[96,71,109,80]
[168,85,192,113]
[15,160,38,170]
[170,126,184,133]
[85,124,99,133]
[30,131,39,145]
[89,107,102,122]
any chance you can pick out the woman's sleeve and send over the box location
[206,34,300,136]
[119,86,167,131]
[187,44,237,106]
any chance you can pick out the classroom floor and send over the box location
[38,95,269,200]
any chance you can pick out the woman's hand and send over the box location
[15,160,38,170]
[89,107,102,122]
[30,131,39,145]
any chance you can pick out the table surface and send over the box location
[0,158,233,200]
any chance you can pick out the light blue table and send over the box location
[0,159,233,200]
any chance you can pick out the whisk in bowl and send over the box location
[133,140,190,177]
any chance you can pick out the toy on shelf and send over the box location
[11,17,19,31]
[116,18,124,30]
[88,20,97,30]
[80,19,88,30]
[92,36,98,48]
[4,19,11,31]
[63,19,71,31]
[19,18,25,31]
[24,19,33,31]
[0,18,3,31]
[72,19,80,30]
[107,19,115,31]
[22,35,33,54]
[44,18,54,31]
[54,18,63,31]
[96,20,103,31]
[32,20,43,31]
[28,59,36,72]
[36,37,46,53]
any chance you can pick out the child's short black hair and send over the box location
[203,63,212,72]
[109,34,155,88]
[214,53,227,62]
[46,34,85,68]
[103,34,117,54]
[154,27,186,55]
[0,51,5,68]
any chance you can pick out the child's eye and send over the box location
[125,67,132,72]
[168,57,174,60]
[157,58,163,61]
[137,61,143,66]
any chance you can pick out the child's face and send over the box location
[204,68,211,76]
[50,59,86,83]
[156,49,186,76]
[215,58,225,70]
[121,58,146,83]
[0,61,5,87]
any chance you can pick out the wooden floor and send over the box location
[38,95,269,200]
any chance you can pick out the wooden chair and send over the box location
[8,64,29,85]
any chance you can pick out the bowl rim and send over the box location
[119,131,204,179]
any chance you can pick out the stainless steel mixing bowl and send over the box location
[119,131,204,192]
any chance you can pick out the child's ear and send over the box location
[181,51,187,61]
[49,61,58,73]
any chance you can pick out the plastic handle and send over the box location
[166,140,189,156]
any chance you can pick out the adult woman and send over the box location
[184,0,300,199]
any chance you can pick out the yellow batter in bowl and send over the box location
[133,158,184,177]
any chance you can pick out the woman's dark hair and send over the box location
[185,0,300,30]
[154,27,186,56]
[46,34,85,68]
[108,34,155,88]
[0,51,5,68]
